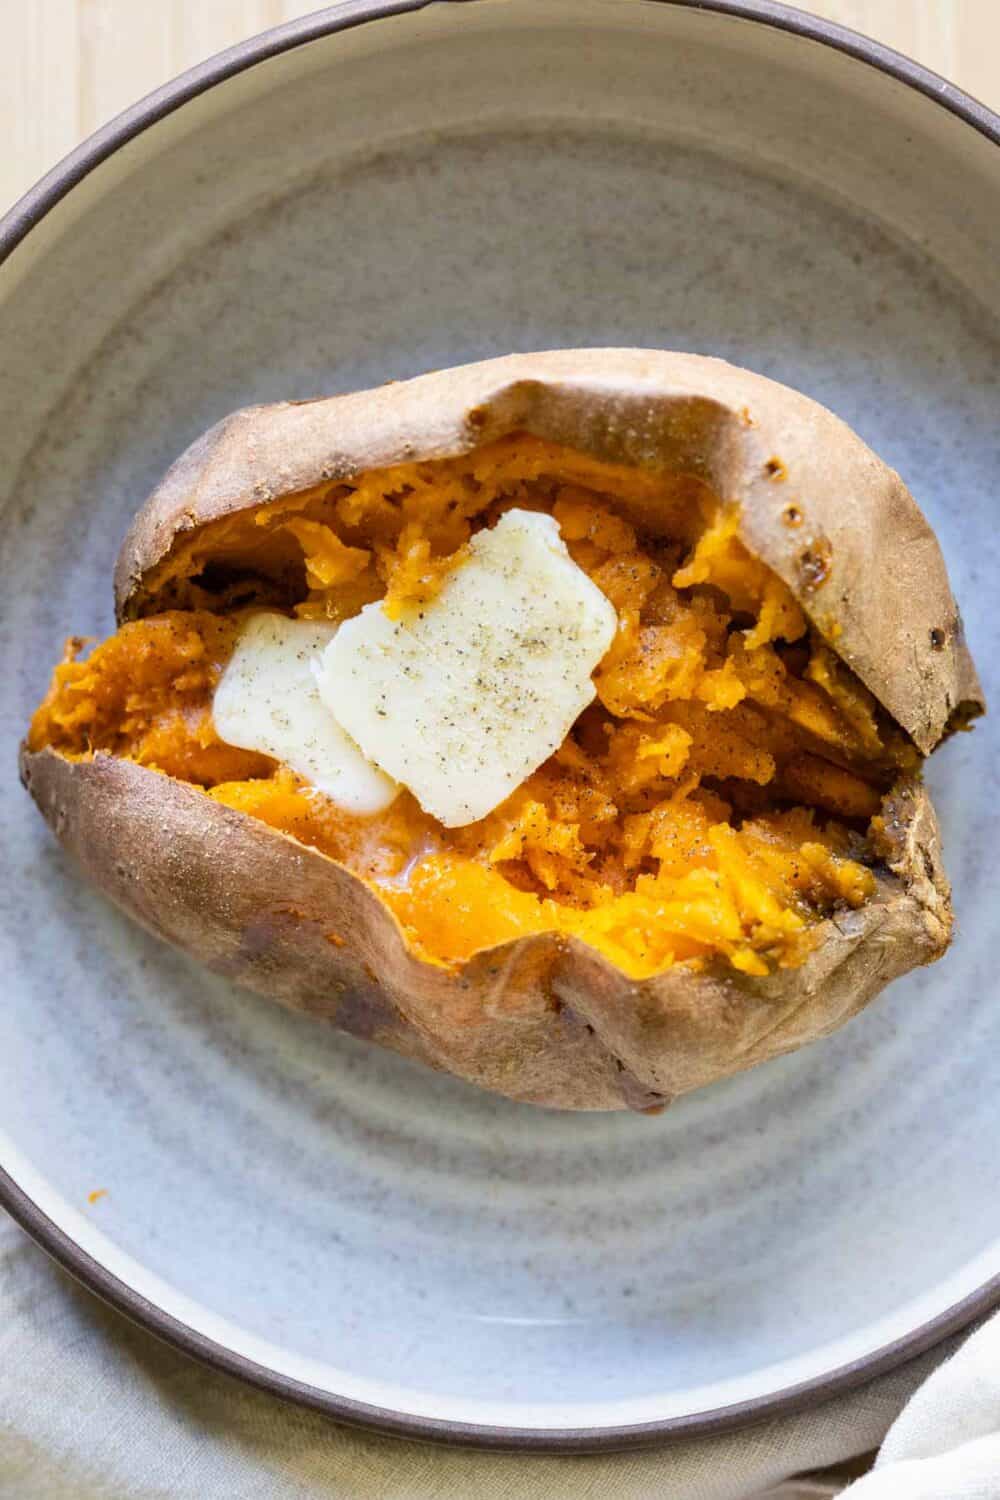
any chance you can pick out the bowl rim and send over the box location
[2,0,999,1454]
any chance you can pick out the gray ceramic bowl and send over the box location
[2,0,999,1452]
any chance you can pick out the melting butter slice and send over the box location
[315,509,617,828]
[213,613,398,815]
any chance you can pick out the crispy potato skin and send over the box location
[117,350,983,753]
[26,351,981,1110]
[20,747,950,1110]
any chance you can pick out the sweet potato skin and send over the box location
[116,350,983,754]
[20,747,950,1110]
[24,351,981,1110]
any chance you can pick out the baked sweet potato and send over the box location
[20,350,984,1110]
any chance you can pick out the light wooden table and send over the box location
[3,0,999,215]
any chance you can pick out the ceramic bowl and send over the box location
[1,0,998,1450]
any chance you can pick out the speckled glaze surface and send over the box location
[1,0,999,1448]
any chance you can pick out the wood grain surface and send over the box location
[3,0,999,213]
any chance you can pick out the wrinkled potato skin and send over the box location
[23,351,983,1110]
[116,349,982,752]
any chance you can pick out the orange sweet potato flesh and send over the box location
[29,435,905,980]
[21,351,982,1110]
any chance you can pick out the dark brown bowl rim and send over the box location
[2,0,998,1454]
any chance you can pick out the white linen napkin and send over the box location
[834,1312,1000,1497]
[760,1312,1000,1497]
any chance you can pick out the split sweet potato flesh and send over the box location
[21,351,983,1110]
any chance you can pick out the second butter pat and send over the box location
[315,509,618,827]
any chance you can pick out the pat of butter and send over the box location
[213,613,397,815]
[314,510,617,827]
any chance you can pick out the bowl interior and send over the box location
[1,0,998,1439]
